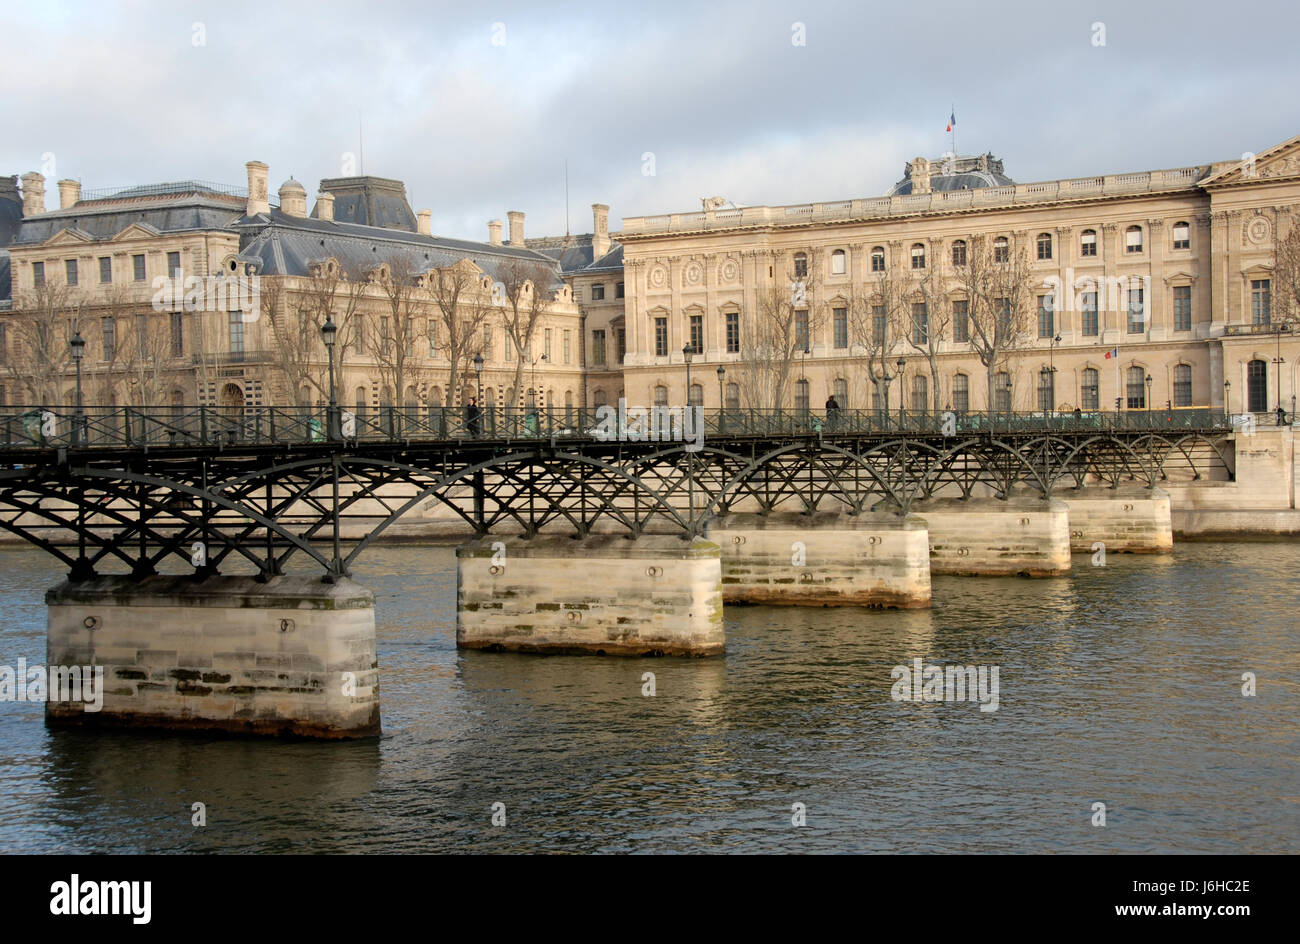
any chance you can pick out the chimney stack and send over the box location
[20,172,45,216]
[57,179,81,210]
[316,192,335,222]
[488,219,503,245]
[507,210,525,246]
[417,209,432,236]
[592,203,610,259]
[245,161,270,216]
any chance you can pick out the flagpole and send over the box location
[951,103,956,155]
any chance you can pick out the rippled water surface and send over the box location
[0,542,1296,853]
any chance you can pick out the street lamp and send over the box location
[1047,334,1061,415]
[1224,379,1231,417]
[1040,365,1053,417]
[320,316,339,439]
[682,344,694,406]
[473,352,485,437]
[70,331,85,445]
[682,344,695,539]
[1274,324,1288,414]
[1145,374,1153,424]
[1006,375,1014,427]
[716,364,726,433]
[896,357,906,425]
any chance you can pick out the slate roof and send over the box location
[0,252,10,308]
[0,176,22,248]
[12,194,245,246]
[526,233,623,275]
[235,210,569,289]
[887,154,1015,196]
[312,176,418,231]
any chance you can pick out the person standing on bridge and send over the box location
[1278,405,1289,427]
[825,394,840,431]
[466,397,483,438]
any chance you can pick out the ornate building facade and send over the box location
[614,133,1300,419]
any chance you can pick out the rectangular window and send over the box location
[32,261,44,287]
[380,316,392,355]
[483,325,493,360]
[170,311,183,356]
[1127,287,1145,333]
[1173,285,1192,331]
[133,254,145,281]
[167,251,181,277]
[952,299,969,342]
[1081,292,1099,337]
[591,283,605,301]
[1126,228,1143,253]
[833,307,848,349]
[229,311,244,358]
[0,385,6,407]
[1174,365,1193,407]
[0,323,6,364]
[725,311,739,354]
[1037,296,1054,338]
[795,309,809,350]
[101,316,115,360]
[953,374,969,412]
[99,256,112,284]
[831,251,846,275]
[994,298,1011,338]
[911,302,927,345]
[872,305,886,344]
[1080,231,1097,257]
[65,259,78,286]
[616,282,624,299]
[1251,279,1271,326]
[654,318,667,357]
[504,332,513,361]
[1172,223,1190,250]
[1127,366,1146,409]
[562,329,571,364]
[1038,371,1055,412]
[689,314,703,354]
[592,330,606,365]
[1081,369,1099,410]
[545,327,553,359]
[616,327,626,363]
[795,379,810,412]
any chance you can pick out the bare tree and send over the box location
[903,257,952,413]
[737,249,825,410]
[958,234,1036,410]
[427,259,493,407]
[265,260,367,408]
[846,263,908,418]
[497,257,555,411]
[369,255,433,409]
[5,281,86,404]
[1272,208,1300,327]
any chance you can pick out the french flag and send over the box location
[946,111,956,133]
[1104,347,1119,359]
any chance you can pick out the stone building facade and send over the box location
[613,133,1300,419]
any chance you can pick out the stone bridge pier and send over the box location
[910,495,1072,577]
[1058,486,1174,553]
[45,575,380,738]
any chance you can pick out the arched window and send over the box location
[951,239,967,267]
[793,252,809,278]
[1080,229,1097,257]
[911,374,928,413]
[993,237,1009,263]
[354,386,368,422]
[910,243,926,270]
[1126,225,1143,253]
[953,373,970,413]
[593,388,607,408]
[1036,232,1052,260]
[653,385,668,406]
[1126,366,1147,409]
[404,385,419,409]
[1172,221,1190,250]
[994,372,1011,412]
[870,246,885,272]
[1081,368,1099,410]
[725,382,740,410]
[687,384,703,407]
[1173,364,1192,407]
[564,389,574,424]
[830,249,846,275]
[1247,360,1268,412]
[833,378,848,409]
[795,378,810,412]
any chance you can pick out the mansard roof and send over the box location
[527,233,624,275]
[887,153,1015,196]
[0,177,22,248]
[12,193,244,246]
[235,210,568,289]
[311,176,418,231]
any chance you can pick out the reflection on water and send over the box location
[0,542,1296,853]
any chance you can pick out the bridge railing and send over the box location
[0,405,1233,450]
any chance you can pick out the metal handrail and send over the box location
[0,405,1234,451]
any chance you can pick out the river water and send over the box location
[0,542,1296,854]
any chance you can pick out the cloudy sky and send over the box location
[4,0,1299,242]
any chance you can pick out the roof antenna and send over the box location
[359,113,365,176]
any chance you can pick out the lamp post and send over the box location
[896,357,906,426]
[682,344,695,538]
[1146,374,1153,425]
[473,352,485,437]
[70,331,85,446]
[1047,333,1061,415]
[1040,365,1052,417]
[716,364,725,434]
[1274,324,1288,414]
[1224,379,1231,418]
[1006,375,1014,428]
[320,316,339,440]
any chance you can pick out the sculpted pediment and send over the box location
[43,227,94,246]
[1201,133,1300,187]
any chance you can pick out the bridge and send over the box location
[2,404,1234,739]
